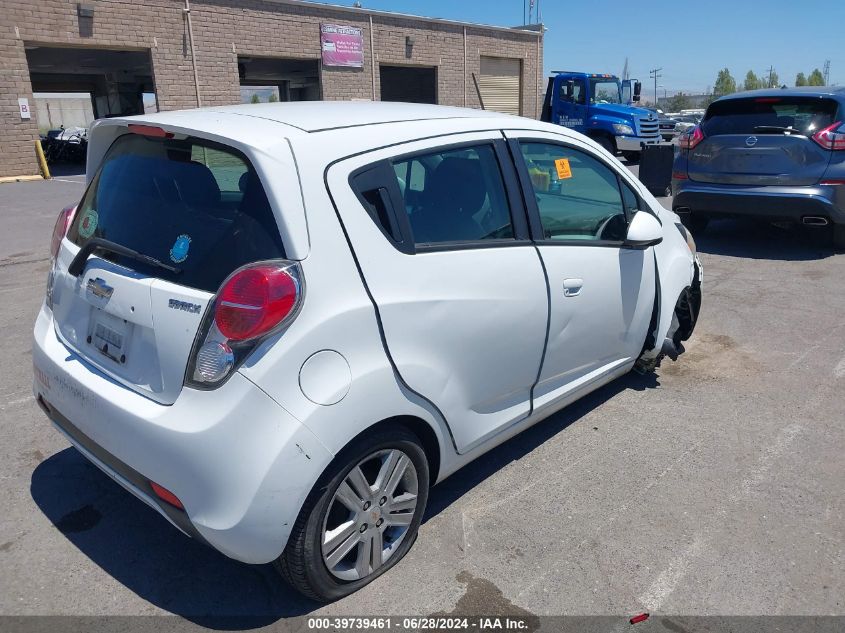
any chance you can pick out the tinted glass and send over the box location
[68,134,284,292]
[621,180,640,216]
[702,97,839,136]
[560,79,586,105]
[391,145,514,245]
[520,142,627,241]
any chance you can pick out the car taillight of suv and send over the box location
[812,121,845,151]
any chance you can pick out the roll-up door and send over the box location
[478,57,521,115]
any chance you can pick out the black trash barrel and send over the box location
[637,144,675,198]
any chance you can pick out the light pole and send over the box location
[649,67,662,108]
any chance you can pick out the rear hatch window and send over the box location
[687,96,840,186]
[67,133,285,292]
[52,131,286,405]
[702,97,839,137]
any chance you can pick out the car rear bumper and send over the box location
[32,303,333,564]
[672,181,845,225]
[616,135,661,152]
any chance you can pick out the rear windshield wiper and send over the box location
[752,125,806,136]
[68,237,181,277]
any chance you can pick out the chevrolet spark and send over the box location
[33,102,702,601]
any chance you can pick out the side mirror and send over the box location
[633,81,642,103]
[624,211,663,249]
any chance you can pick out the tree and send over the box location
[744,70,761,91]
[268,92,279,103]
[808,68,825,86]
[795,72,807,86]
[713,68,737,96]
[766,71,779,88]
[667,92,692,112]
[250,93,261,104]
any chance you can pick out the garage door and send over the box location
[478,57,521,115]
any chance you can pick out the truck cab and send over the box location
[541,72,661,161]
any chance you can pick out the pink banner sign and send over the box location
[320,23,364,68]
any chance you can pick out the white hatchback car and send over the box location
[33,102,702,601]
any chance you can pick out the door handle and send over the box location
[563,278,583,297]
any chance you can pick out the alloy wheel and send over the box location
[321,448,419,581]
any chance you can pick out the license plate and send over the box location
[90,311,129,363]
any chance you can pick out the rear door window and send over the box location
[67,133,285,292]
[702,97,840,136]
[392,144,515,245]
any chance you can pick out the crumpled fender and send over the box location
[641,206,701,361]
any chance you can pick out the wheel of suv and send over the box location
[276,427,430,602]
[681,213,709,235]
[833,224,845,253]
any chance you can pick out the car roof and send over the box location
[168,101,510,133]
[715,86,845,102]
[91,101,579,156]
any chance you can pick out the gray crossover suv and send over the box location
[672,87,845,250]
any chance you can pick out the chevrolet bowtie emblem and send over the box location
[86,277,113,300]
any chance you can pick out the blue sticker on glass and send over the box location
[169,234,191,263]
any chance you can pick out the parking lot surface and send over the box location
[0,171,843,626]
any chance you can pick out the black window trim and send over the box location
[508,136,659,248]
[348,137,532,255]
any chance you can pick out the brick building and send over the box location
[1,0,544,178]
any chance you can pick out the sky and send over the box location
[310,0,843,95]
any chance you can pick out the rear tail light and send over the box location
[678,125,704,150]
[46,205,77,309]
[216,265,299,340]
[812,121,845,151]
[185,260,304,388]
[672,171,688,180]
[150,481,184,510]
[50,205,77,259]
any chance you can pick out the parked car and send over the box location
[673,87,845,249]
[658,115,680,142]
[33,102,702,601]
[673,114,700,135]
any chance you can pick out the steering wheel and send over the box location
[595,213,627,241]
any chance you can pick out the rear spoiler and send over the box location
[540,77,554,123]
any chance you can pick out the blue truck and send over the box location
[540,72,661,162]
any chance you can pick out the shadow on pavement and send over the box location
[691,218,836,261]
[47,162,86,178]
[30,372,658,628]
[30,449,317,629]
[424,371,658,518]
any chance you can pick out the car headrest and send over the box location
[426,158,487,215]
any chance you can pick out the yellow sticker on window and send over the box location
[555,157,572,179]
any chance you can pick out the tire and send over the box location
[834,224,845,253]
[593,135,616,155]
[622,151,640,164]
[681,213,709,235]
[276,427,430,602]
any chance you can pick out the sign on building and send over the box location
[320,24,364,68]
[18,98,31,119]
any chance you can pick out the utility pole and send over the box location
[823,60,830,86]
[766,65,775,88]
[649,67,662,107]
